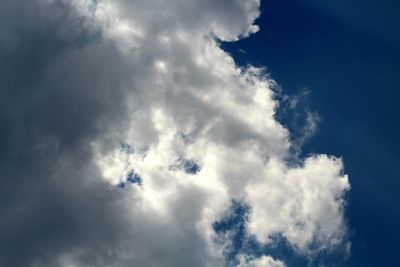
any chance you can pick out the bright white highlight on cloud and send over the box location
[0,0,349,266]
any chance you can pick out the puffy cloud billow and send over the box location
[0,1,350,266]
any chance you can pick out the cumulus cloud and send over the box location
[0,0,350,266]
[237,255,286,267]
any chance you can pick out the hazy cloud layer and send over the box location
[0,1,349,266]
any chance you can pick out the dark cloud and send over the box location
[0,2,132,266]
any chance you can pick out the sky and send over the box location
[0,0,397,266]
[223,0,400,266]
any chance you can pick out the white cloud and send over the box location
[0,0,350,266]
[246,155,349,252]
[238,255,286,267]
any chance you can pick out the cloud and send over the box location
[238,255,286,267]
[0,0,350,266]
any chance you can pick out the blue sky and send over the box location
[0,0,397,266]
[223,0,400,265]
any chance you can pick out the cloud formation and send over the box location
[0,1,350,266]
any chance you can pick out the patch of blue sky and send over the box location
[118,170,142,189]
[170,158,201,175]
